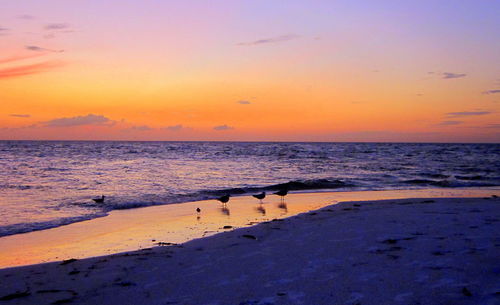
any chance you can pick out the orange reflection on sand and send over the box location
[0,188,497,268]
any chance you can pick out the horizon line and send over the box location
[0,139,498,145]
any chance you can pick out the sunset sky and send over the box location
[0,0,499,142]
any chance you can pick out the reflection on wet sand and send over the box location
[255,204,266,215]
[278,201,288,213]
[220,206,230,216]
[1,188,497,268]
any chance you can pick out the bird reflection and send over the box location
[277,201,288,213]
[255,204,266,215]
[220,206,230,216]
[196,207,201,221]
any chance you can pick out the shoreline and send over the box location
[0,195,498,304]
[0,188,498,269]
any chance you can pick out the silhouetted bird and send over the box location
[252,192,266,203]
[274,189,288,202]
[217,194,230,205]
[196,207,201,213]
[92,195,105,203]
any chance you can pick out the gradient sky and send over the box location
[1,0,499,142]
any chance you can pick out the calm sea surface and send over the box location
[0,141,498,237]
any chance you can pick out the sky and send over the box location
[0,0,499,142]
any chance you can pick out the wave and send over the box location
[0,184,46,190]
[67,179,355,212]
[2,176,499,237]
[402,178,497,188]
[0,212,108,238]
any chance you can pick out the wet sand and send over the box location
[0,188,497,268]
[0,191,499,304]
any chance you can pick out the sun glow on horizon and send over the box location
[1,0,499,142]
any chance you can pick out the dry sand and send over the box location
[0,195,499,305]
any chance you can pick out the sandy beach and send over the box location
[1,193,498,305]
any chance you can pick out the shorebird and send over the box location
[216,194,230,205]
[252,192,266,203]
[92,195,105,203]
[274,189,288,202]
[196,207,201,213]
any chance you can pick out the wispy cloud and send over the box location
[442,72,466,79]
[18,15,35,20]
[0,53,45,65]
[25,45,64,53]
[446,111,491,117]
[237,100,251,105]
[237,34,300,46]
[0,61,65,79]
[9,114,31,118]
[164,124,185,131]
[482,89,500,95]
[436,120,463,126]
[124,125,152,132]
[0,27,9,36]
[44,23,70,30]
[213,124,234,131]
[42,114,112,127]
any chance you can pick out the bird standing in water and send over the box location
[252,192,266,203]
[274,189,288,202]
[92,195,105,203]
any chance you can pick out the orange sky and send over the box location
[0,1,499,142]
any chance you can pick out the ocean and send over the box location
[0,141,498,237]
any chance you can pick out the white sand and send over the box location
[0,195,498,305]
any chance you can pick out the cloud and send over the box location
[482,89,500,95]
[213,124,234,131]
[237,34,300,46]
[0,61,65,79]
[467,124,500,129]
[18,15,35,20]
[442,72,466,79]
[25,45,63,53]
[446,111,491,117]
[164,124,185,131]
[44,23,70,30]
[436,120,463,126]
[0,53,45,64]
[9,114,30,118]
[125,125,152,131]
[237,100,251,105]
[0,27,9,36]
[42,114,112,127]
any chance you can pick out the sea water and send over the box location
[0,141,498,237]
